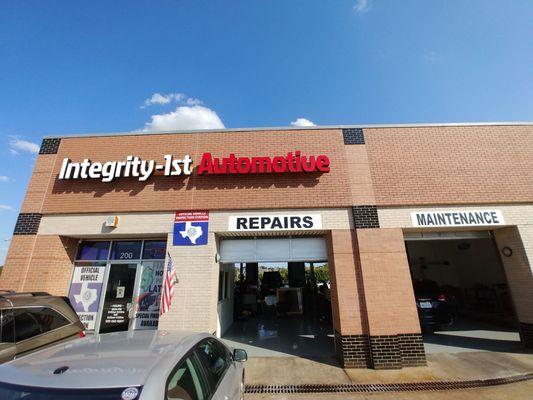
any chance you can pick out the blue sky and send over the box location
[0,0,532,264]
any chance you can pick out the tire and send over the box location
[422,325,434,334]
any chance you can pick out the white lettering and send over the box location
[58,155,193,182]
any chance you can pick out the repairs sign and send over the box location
[229,214,322,232]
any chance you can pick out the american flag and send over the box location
[160,252,176,316]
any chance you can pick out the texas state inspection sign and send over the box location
[173,211,209,246]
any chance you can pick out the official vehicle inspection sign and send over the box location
[68,265,106,330]
[173,211,209,245]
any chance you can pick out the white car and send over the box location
[0,330,247,400]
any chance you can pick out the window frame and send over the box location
[75,239,167,262]
[9,306,72,344]
[71,239,168,333]
[165,346,213,400]
[217,271,230,303]
[0,308,15,344]
[194,338,232,395]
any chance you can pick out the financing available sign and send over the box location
[173,211,209,246]
[68,265,106,330]
[411,210,505,228]
[228,214,322,232]
[133,260,164,330]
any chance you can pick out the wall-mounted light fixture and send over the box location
[501,247,513,257]
[105,215,119,228]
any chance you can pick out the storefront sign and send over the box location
[59,155,193,182]
[228,214,322,231]
[58,151,330,182]
[133,261,164,330]
[68,265,106,330]
[102,303,128,326]
[411,210,505,227]
[173,211,209,245]
[197,151,330,175]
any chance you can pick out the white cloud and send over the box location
[354,0,370,13]
[9,138,39,155]
[423,51,443,63]
[290,118,316,127]
[185,97,202,106]
[0,205,14,211]
[0,176,9,182]
[143,105,225,131]
[141,92,186,108]
[140,92,206,109]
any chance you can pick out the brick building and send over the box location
[2,122,532,369]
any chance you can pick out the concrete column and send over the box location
[493,226,533,348]
[158,232,219,334]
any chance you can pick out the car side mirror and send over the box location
[233,348,247,362]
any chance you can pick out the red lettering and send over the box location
[272,156,287,173]
[197,152,330,174]
[250,157,272,173]
[236,157,251,173]
[300,155,316,172]
[198,153,214,174]
[315,155,330,172]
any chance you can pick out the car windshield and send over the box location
[412,280,439,297]
[0,382,142,400]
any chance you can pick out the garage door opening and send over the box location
[405,231,522,354]
[217,237,335,359]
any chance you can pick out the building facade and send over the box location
[2,123,532,369]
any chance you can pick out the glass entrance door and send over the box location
[99,263,138,334]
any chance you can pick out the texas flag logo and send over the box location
[173,211,209,246]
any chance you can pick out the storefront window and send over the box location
[110,241,142,260]
[70,239,167,332]
[76,241,110,261]
[142,240,167,260]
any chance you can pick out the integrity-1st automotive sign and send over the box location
[58,151,330,183]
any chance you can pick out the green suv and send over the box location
[0,291,85,364]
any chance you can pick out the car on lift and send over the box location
[0,291,85,364]
[412,279,454,332]
[0,330,248,400]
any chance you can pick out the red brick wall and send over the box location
[365,125,533,206]
[41,129,352,214]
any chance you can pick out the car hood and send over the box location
[0,330,202,389]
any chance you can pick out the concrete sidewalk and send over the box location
[245,351,533,385]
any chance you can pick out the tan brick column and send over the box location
[0,139,64,292]
[327,229,370,367]
[356,228,425,369]
[493,226,533,348]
